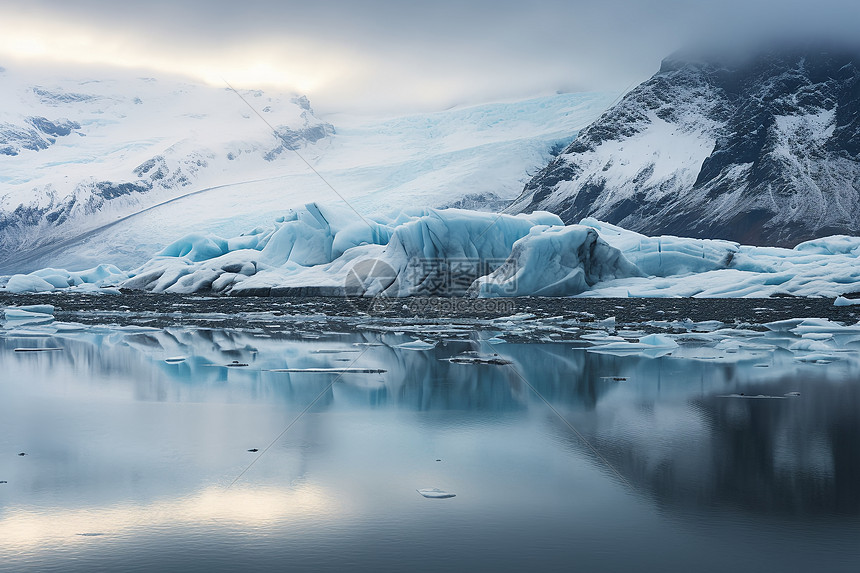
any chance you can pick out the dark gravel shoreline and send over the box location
[2,292,858,330]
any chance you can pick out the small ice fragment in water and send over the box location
[3,306,55,320]
[719,394,788,399]
[398,340,437,350]
[265,367,387,373]
[312,349,360,354]
[17,304,55,315]
[448,352,512,365]
[417,488,456,499]
[164,356,187,364]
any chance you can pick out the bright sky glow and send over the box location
[1,0,859,113]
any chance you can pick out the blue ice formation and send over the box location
[3,203,860,298]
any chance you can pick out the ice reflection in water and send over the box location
[0,325,858,572]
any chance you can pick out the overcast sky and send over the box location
[2,0,859,113]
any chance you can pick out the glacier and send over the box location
[0,62,617,274]
[2,203,859,299]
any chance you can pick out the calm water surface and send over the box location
[1,326,858,572]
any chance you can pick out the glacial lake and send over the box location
[1,321,859,572]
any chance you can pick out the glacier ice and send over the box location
[471,223,643,297]
[2,203,860,299]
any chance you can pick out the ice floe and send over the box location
[587,333,679,357]
[397,340,437,351]
[416,488,456,499]
[265,367,387,373]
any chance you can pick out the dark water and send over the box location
[1,326,859,572]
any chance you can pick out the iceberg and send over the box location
[579,218,739,276]
[4,264,127,294]
[2,202,859,299]
[470,224,642,296]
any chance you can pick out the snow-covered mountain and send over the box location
[510,48,860,247]
[0,64,335,271]
[0,63,616,273]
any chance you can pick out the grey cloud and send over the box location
[5,0,860,112]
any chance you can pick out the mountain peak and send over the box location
[511,47,860,247]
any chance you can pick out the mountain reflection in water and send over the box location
[1,325,858,572]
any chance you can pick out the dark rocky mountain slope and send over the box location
[510,48,860,246]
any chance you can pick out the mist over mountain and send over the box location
[510,46,860,247]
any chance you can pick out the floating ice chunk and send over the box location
[495,313,536,322]
[834,296,860,306]
[266,367,387,373]
[4,304,55,318]
[30,268,77,288]
[719,394,789,399]
[637,334,679,348]
[791,319,860,336]
[4,274,56,293]
[795,235,860,256]
[716,340,741,353]
[71,264,127,284]
[54,322,87,332]
[472,225,642,297]
[789,340,833,352]
[3,308,54,321]
[681,320,725,332]
[158,233,228,262]
[764,318,807,332]
[417,488,456,499]
[398,340,437,350]
[3,264,128,293]
[447,352,512,365]
[579,218,739,276]
[794,353,838,363]
[587,333,678,357]
[485,337,506,344]
[581,334,626,343]
[800,332,833,340]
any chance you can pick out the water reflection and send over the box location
[1,324,858,570]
